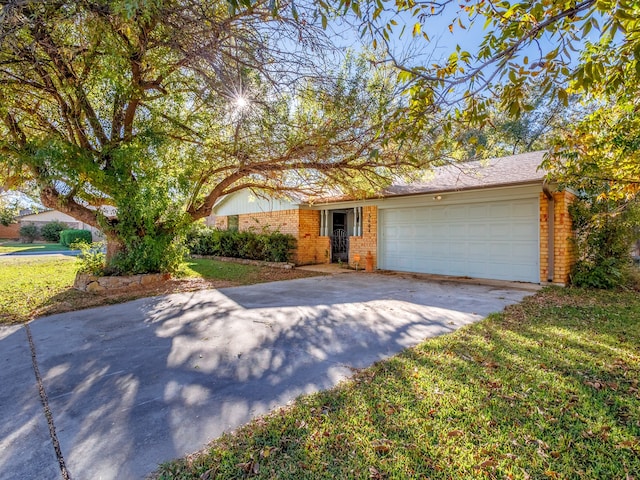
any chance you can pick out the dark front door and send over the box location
[331,212,348,263]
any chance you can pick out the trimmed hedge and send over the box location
[59,229,92,247]
[186,227,296,263]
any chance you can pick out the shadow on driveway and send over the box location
[0,273,533,479]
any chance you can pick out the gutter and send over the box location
[542,182,554,282]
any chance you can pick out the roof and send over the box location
[382,150,547,197]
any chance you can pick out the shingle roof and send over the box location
[382,150,547,197]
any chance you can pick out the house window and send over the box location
[228,215,239,231]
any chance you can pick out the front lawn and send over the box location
[0,241,70,254]
[0,257,319,324]
[156,288,640,479]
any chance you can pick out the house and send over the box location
[20,209,102,240]
[212,151,576,284]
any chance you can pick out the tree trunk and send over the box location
[105,235,125,266]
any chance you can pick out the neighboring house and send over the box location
[20,209,102,240]
[0,222,21,240]
[213,151,576,285]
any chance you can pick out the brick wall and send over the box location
[539,193,549,282]
[0,223,20,240]
[296,210,331,265]
[553,191,577,283]
[348,205,378,269]
[214,216,228,230]
[540,191,577,284]
[238,209,299,236]
[217,209,331,265]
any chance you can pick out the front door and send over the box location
[331,212,348,263]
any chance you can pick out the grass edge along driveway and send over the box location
[155,287,640,479]
[0,256,319,324]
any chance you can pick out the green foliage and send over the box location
[569,197,640,289]
[40,221,69,242]
[19,224,38,243]
[0,199,19,226]
[545,80,640,200]
[186,227,296,263]
[0,257,78,324]
[59,229,92,247]
[72,241,106,275]
[0,1,419,279]
[107,234,187,276]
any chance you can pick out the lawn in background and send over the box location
[0,240,70,254]
[156,287,640,479]
[0,256,318,324]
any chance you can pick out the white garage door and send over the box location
[379,198,539,282]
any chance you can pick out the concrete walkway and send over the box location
[0,274,535,479]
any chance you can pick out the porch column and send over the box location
[353,207,357,236]
[320,210,329,236]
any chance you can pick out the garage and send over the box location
[379,197,540,282]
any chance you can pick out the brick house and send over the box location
[213,151,576,284]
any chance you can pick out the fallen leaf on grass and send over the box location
[616,439,639,450]
[371,439,392,453]
[475,459,497,469]
[237,460,259,475]
[369,466,386,479]
[482,361,500,369]
[447,429,464,437]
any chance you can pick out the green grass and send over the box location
[0,241,70,254]
[0,257,317,324]
[156,288,640,479]
[0,256,78,323]
[180,259,263,284]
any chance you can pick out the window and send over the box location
[228,215,239,231]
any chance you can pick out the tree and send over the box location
[450,84,584,161]
[0,198,19,226]
[339,0,638,113]
[0,1,424,274]
[322,0,640,193]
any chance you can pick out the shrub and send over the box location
[72,241,106,275]
[19,224,39,243]
[40,220,69,242]
[569,197,640,289]
[60,229,92,247]
[263,232,297,262]
[106,235,186,275]
[186,227,296,262]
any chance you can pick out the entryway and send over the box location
[330,212,348,263]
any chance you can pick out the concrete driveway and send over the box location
[0,273,535,479]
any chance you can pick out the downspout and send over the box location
[542,182,554,282]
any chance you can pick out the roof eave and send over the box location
[305,179,547,206]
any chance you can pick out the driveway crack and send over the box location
[25,324,71,480]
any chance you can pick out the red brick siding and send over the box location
[348,206,378,269]
[540,191,576,284]
[0,223,20,240]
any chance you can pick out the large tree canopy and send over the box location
[324,0,640,194]
[0,0,423,272]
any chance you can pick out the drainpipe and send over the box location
[542,183,554,282]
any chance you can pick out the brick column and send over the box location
[348,205,378,270]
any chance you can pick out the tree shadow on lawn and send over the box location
[160,289,640,479]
